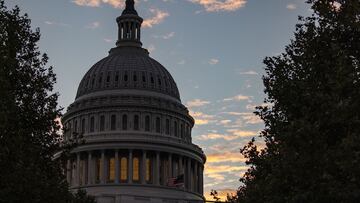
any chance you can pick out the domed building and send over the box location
[61,1,206,202]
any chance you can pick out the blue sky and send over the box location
[6,0,311,200]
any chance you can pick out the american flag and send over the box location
[167,174,184,187]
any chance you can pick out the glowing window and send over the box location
[108,157,115,182]
[120,157,127,181]
[146,158,152,182]
[133,157,140,181]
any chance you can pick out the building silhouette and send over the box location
[61,0,206,202]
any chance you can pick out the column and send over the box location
[141,150,147,184]
[82,158,86,185]
[87,152,92,184]
[66,160,71,184]
[200,165,204,195]
[101,150,105,184]
[128,149,133,184]
[115,150,119,184]
[187,158,191,191]
[194,161,198,193]
[76,153,81,186]
[155,151,160,185]
[168,153,172,179]
[179,156,183,176]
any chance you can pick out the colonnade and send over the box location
[66,149,204,195]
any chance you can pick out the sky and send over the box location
[6,0,311,200]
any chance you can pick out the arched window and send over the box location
[122,115,128,130]
[146,158,152,182]
[134,115,139,130]
[108,157,115,183]
[124,74,128,82]
[156,117,161,133]
[120,157,128,182]
[174,121,178,137]
[133,74,137,82]
[111,115,116,131]
[165,119,170,135]
[81,118,85,133]
[90,117,95,132]
[133,157,140,182]
[145,116,150,132]
[100,115,105,131]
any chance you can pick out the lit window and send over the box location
[108,157,115,182]
[146,158,152,182]
[133,157,140,181]
[120,157,127,182]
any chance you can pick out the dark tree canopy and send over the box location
[0,1,94,202]
[230,0,360,202]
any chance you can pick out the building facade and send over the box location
[61,1,206,202]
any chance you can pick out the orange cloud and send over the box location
[72,0,124,8]
[190,111,216,125]
[190,0,247,12]
[207,151,246,164]
[143,8,169,28]
[186,99,210,108]
[199,130,258,141]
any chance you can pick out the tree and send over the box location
[0,1,95,202]
[233,0,360,202]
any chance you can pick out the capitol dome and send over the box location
[61,1,206,203]
[75,47,180,101]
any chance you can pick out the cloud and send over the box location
[178,60,186,65]
[286,3,297,10]
[187,99,210,108]
[190,111,216,125]
[72,0,125,8]
[198,129,257,141]
[209,58,219,65]
[143,8,169,28]
[205,164,248,178]
[162,32,175,39]
[147,44,156,53]
[207,152,246,164]
[223,94,252,102]
[44,21,70,27]
[86,21,100,29]
[189,0,247,12]
[239,70,258,75]
[103,38,113,43]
